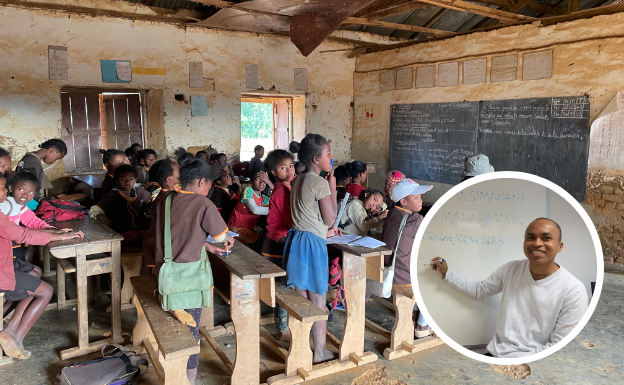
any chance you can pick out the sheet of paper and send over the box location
[333,192,350,228]
[438,62,458,87]
[362,104,380,121]
[395,67,414,90]
[326,234,362,245]
[116,61,132,82]
[349,237,386,249]
[490,54,517,82]
[189,62,204,88]
[207,231,239,243]
[380,70,396,92]
[294,68,308,91]
[48,45,68,81]
[246,63,259,89]
[416,65,436,88]
[523,50,552,81]
[589,92,624,169]
[191,96,208,117]
[463,58,486,85]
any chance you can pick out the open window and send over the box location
[240,95,292,162]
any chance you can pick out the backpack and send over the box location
[36,199,85,223]
[56,344,147,385]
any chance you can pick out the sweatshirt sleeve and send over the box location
[443,265,506,299]
[0,213,51,245]
[351,203,380,234]
[532,285,589,354]
[20,208,54,230]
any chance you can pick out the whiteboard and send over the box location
[415,177,597,346]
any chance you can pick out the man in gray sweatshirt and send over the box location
[431,218,588,358]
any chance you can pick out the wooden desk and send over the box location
[205,243,285,385]
[47,217,124,360]
[70,174,105,200]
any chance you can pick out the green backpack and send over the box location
[158,193,213,311]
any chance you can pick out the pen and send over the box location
[424,259,445,266]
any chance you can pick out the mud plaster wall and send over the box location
[0,5,355,188]
[353,13,624,264]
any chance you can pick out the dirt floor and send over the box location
[1,266,623,385]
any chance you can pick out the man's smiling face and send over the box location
[523,219,563,265]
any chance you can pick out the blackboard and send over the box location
[389,96,590,201]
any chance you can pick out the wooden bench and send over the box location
[0,291,12,366]
[131,275,199,385]
[262,285,328,383]
[365,285,444,360]
[120,247,143,309]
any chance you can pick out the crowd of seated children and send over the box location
[15,139,67,210]
[99,149,127,196]
[344,160,367,200]
[333,165,350,202]
[0,148,15,180]
[261,149,295,341]
[125,143,143,166]
[227,170,269,247]
[89,164,150,247]
[383,178,433,338]
[195,150,209,163]
[0,173,83,361]
[143,158,180,275]
[213,153,241,187]
[249,145,264,175]
[175,147,195,168]
[151,159,234,385]
[135,149,157,185]
[338,188,387,237]
[282,133,341,363]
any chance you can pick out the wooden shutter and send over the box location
[103,94,144,151]
[61,92,103,173]
[274,99,290,150]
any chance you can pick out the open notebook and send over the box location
[206,231,239,243]
[326,235,386,249]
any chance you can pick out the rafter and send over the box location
[366,2,433,19]
[343,17,456,36]
[414,0,534,23]
[471,0,567,15]
[408,8,447,39]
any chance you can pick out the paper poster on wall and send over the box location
[589,92,624,169]
[294,68,308,91]
[380,70,396,92]
[189,62,204,88]
[116,61,132,82]
[191,96,208,117]
[523,49,552,81]
[438,62,458,87]
[416,65,436,88]
[396,67,414,90]
[463,58,486,85]
[362,103,381,121]
[48,45,68,81]
[490,54,517,82]
[101,60,132,83]
[246,63,259,89]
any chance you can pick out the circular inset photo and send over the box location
[411,171,603,365]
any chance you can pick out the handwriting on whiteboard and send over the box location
[452,190,527,203]
[439,212,523,225]
[422,232,505,246]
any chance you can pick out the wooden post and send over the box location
[75,245,89,349]
[111,241,122,342]
[339,252,367,361]
[285,317,313,377]
[56,251,66,309]
[390,291,416,351]
[230,273,260,385]
[132,294,154,348]
[120,254,142,305]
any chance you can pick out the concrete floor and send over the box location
[1,266,623,385]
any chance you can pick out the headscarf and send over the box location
[385,170,406,197]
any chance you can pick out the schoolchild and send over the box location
[227,170,269,246]
[99,149,126,196]
[344,161,367,199]
[136,149,157,185]
[338,188,387,237]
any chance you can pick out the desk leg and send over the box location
[56,255,66,309]
[111,241,122,342]
[75,245,89,350]
[390,292,416,351]
[339,252,366,361]
[230,273,260,385]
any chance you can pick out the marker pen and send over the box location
[424,259,445,266]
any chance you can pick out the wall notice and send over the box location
[396,67,414,90]
[380,70,396,92]
[116,61,132,81]
[294,68,308,91]
[463,58,486,85]
[189,62,204,88]
[491,54,517,82]
[48,45,68,81]
[438,62,459,87]
[416,65,436,88]
[246,63,259,89]
[589,92,624,170]
[523,50,552,81]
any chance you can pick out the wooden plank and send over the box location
[343,17,455,36]
[415,0,533,22]
[86,257,113,276]
[75,245,88,350]
[143,339,166,383]
[71,174,104,189]
[60,337,120,360]
[200,327,235,374]
[339,252,368,361]
[327,243,392,258]
[120,253,142,305]
[285,316,313,377]
[111,241,122,342]
[385,337,445,360]
[259,277,276,307]
[57,257,76,273]
[389,289,416,352]
[131,276,200,361]
[325,330,342,349]
[366,2,433,19]
[275,286,328,323]
[364,318,392,340]
[230,273,260,384]
[259,325,288,360]
[46,298,77,311]
[366,253,383,269]
[525,0,567,15]
[392,284,414,299]
[366,261,383,283]
[208,242,284,280]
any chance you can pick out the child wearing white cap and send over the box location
[382,178,433,338]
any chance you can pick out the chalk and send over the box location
[424,259,445,266]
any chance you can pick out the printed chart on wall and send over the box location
[389,96,590,201]
[415,177,597,347]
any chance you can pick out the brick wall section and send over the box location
[584,167,624,266]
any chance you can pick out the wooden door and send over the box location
[274,99,290,150]
[61,92,103,173]
[103,94,144,151]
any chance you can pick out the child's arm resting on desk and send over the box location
[433,258,504,299]
[88,205,113,228]
[532,286,589,354]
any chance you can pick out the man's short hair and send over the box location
[530,218,562,241]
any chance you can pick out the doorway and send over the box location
[240,95,292,162]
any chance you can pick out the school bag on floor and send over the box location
[37,199,85,223]
[56,344,147,385]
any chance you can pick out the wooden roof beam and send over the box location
[471,0,567,15]
[366,2,433,19]
[414,0,534,23]
[343,17,456,36]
